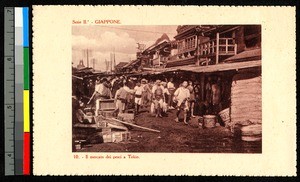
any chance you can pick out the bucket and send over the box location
[241,124,262,135]
[219,108,230,123]
[203,115,217,128]
[241,124,262,142]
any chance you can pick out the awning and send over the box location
[145,59,261,74]
[179,60,261,73]
[224,48,261,62]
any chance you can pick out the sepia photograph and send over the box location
[71,25,262,153]
[32,5,296,176]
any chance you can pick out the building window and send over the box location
[178,35,196,54]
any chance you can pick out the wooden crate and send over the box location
[96,99,115,111]
[98,109,115,118]
[101,131,131,143]
[112,131,131,143]
[102,133,112,143]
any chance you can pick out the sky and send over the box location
[72,25,178,71]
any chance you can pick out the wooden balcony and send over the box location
[199,38,237,57]
[165,37,238,67]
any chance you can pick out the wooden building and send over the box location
[166,25,261,67]
[114,62,129,73]
[122,59,142,73]
[139,33,172,68]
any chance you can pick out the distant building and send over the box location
[122,59,142,73]
[114,62,129,73]
[136,33,172,69]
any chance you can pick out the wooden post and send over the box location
[158,54,160,67]
[200,45,202,56]
[201,74,205,101]
[196,36,199,66]
[225,38,228,53]
[234,44,237,55]
[216,32,219,64]
[87,49,89,68]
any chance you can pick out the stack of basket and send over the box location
[231,73,262,125]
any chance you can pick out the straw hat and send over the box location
[141,78,147,83]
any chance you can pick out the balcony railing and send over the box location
[199,38,237,57]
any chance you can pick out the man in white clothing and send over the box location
[134,81,144,115]
[167,78,176,109]
[174,81,190,124]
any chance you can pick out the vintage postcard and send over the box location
[32,6,296,176]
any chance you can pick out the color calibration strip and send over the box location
[4,7,30,175]
[23,7,30,175]
[15,7,24,175]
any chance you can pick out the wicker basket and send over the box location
[219,108,230,123]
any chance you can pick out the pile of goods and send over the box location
[229,72,262,142]
[231,73,262,125]
[73,99,160,150]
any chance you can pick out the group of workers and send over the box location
[73,74,224,125]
